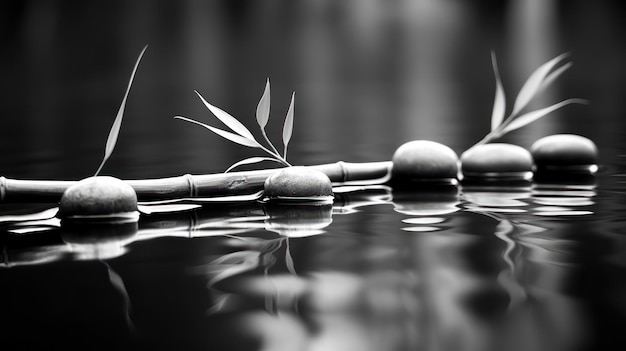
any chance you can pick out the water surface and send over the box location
[1,2,626,350]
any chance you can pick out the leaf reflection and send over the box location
[462,185,535,312]
[461,177,597,322]
[199,202,336,315]
[199,237,286,315]
[103,261,136,333]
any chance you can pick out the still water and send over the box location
[2,1,626,350]
[2,171,625,351]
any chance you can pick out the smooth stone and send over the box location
[460,143,533,181]
[58,176,138,220]
[391,140,459,183]
[531,134,598,171]
[263,166,334,202]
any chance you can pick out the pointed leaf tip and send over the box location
[501,98,587,135]
[490,51,506,132]
[95,45,147,176]
[282,92,295,158]
[256,79,271,129]
[511,52,570,116]
[175,115,261,148]
[540,61,572,92]
[195,90,256,140]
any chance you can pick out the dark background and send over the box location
[1,0,624,180]
[1,2,626,350]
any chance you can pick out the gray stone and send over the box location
[531,134,598,169]
[391,140,459,181]
[58,176,138,219]
[461,143,533,179]
[263,167,333,202]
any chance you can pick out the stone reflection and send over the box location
[198,189,418,350]
[531,180,597,217]
[199,184,590,351]
[202,188,513,351]
[0,203,267,266]
[0,219,140,266]
[263,203,333,238]
[1,218,141,335]
[61,220,139,261]
[200,202,334,315]
[0,182,598,350]
[462,183,532,214]
[392,185,460,232]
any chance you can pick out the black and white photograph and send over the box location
[1,1,625,350]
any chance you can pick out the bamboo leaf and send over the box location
[256,78,271,129]
[257,79,280,157]
[540,62,572,91]
[175,116,261,148]
[490,51,507,132]
[195,90,256,140]
[510,53,569,116]
[225,157,284,173]
[500,98,587,135]
[282,92,295,158]
[95,45,147,176]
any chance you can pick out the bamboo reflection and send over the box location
[194,189,418,350]
[0,202,259,266]
[0,179,600,350]
[204,187,523,351]
[332,185,392,215]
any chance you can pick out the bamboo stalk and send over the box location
[1,161,392,203]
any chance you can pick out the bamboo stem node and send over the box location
[184,174,198,197]
[1,176,6,202]
[336,161,348,183]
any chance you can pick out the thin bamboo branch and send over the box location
[0,161,392,203]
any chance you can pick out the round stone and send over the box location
[58,176,138,220]
[460,143,533,181]
[263,167,334,202]
[531,134,598,172]
[391,140,459,183]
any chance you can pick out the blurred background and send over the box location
[0,0,624,180]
